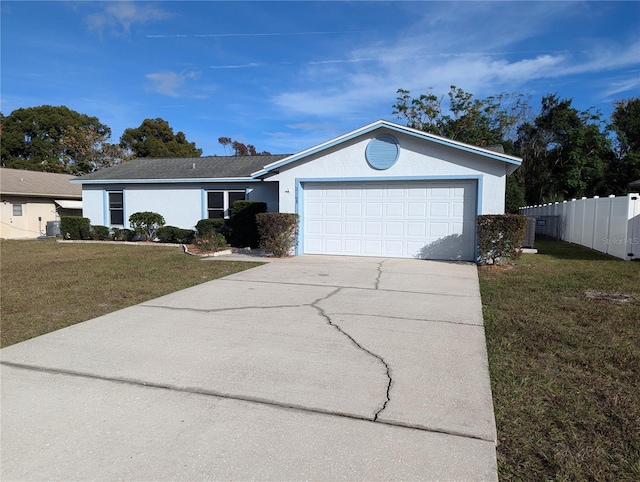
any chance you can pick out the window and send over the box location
[12,204,23,216]
[108,191,124,225]
[207,190,245,219]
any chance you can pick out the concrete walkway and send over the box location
[1,256,497,481]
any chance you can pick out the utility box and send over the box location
[523,217,536,248]
[46,220,61,237]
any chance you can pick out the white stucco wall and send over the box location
[82,182,279,229]
[266,129,510,215]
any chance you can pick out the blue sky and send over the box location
[2,1,639,156]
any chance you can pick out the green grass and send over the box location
[479,240,640,481]
[0,239,261,348]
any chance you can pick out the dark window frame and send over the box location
[108,191,124,226]
[207,190,245,219]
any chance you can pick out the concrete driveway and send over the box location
[1,255,497,481]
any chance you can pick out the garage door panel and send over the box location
[429,222,449,237]
[365,203,383,216]
[364,222,383,235]
[306,220,323,234]
[386,203,404,216]
[408,203,427,217]
[430,202,450,217]
[303,181,476,260]
[344,203,362,216]
[344,221,362,235]
[407,222,426,236]
[385,222,403,236]
[344,239,362,254]
[364,240,383,254]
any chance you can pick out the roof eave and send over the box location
[0,191,82,199]
[72,177,260,185]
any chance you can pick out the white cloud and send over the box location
[145,71,203,98]
[271,4,640,120]
[601,77,640,99]
[86,2,172,36]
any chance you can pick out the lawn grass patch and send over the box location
[479,240,640,480]
[0,239,261,348]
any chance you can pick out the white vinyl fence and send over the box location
[519,193,640,260]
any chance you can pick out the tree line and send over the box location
[2,91,638,210]
[0,106,269,176]
[393,87,639,210]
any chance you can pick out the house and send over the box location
[628,179,640,192]
[0,168,83,239]
[74,120,521,260]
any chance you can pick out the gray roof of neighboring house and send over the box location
[75,155,290,182]
[0,168,82,199]
[628,179,640,191]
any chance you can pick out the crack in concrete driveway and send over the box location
[310,287,392,422]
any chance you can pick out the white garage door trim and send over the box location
[297,177,480,260]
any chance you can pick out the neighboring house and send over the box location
[0,168,83,239]
[628,179,640,192]
[74,120,521,260]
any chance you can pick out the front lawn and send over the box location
[0,239,261,348]
[479,240,639,480]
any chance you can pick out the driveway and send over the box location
[1,255,497,481]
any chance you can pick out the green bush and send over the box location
[196,218,228,238]
[477,214,527,265]
[228,201,267,248]
[128,211,165,241]
[256,212,299,257]
[157,226,196,244]
[91,225,111,241]
[60,216,91,240]
[195,233,227,252]
[111,227,134,241]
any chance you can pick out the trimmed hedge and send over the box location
[60,216,91,240]
[228,201,267,248]
[477,214,527,265]
[156,226,196,244]
[256,212,299,257]
[196,218,227,238]
[91,225,111,241]
[112,228,135,241]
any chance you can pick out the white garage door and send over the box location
[303,180,477,260]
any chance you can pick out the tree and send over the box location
[393,86,530,212]
[392,86,530,151]
[120,118,202,158]
[218,136,271,156]
[515,95,612,205]
[0,105,122,174]
[607,98,640,193]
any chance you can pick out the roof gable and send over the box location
[0,168,81,198]
[252,120,522,178]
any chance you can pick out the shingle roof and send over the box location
[628,179,640,191]
[0,168,81,199]
[75,155,290,182]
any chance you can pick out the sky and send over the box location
[1,1,639,156]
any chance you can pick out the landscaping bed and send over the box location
[478,240,639,480]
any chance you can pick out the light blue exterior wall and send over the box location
[81,182,279,229]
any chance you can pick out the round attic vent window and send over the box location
[365,135,399,170]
